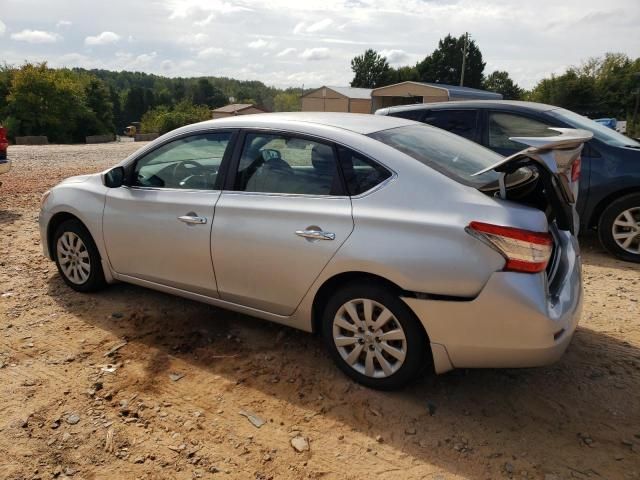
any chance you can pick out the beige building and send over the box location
[212,104,267,119]
[301,86,372,114]
[371,81,502,111]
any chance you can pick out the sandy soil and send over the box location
[1,143,639,480]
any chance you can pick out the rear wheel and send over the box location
[53,219,107,292]
[598,193,640,263]
[322,283,429,390]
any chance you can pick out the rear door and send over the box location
[211,130,354,316]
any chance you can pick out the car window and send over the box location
[391,109,424,122]
[369,124,504,188]
[134,133,231,190]
[488,112,556,150]
[234,133,342,195]
[424,110,478,140]
[338,147,392,195]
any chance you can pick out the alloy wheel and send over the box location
[56,231,91,285]
[332,298,407,378]
[611,207,640,254]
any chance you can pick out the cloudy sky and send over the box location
[1,0,639,89]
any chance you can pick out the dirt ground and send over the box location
[1,143,639,480]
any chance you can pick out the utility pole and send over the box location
[460,32,469,87]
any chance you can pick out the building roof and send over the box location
[304,86,373,100]
[372,81,502,100]
[212,103,265,113]
[423,82,502,100]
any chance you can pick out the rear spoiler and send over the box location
[472,128,593,177]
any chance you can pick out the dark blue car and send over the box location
[376,101,640,263]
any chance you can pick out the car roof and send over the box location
[182,112,415,136]
[381,100,561,114]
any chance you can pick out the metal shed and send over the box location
[301,86,372,114]
[212,104,267,119]
[371,81,502,110]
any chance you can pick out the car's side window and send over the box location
[392,109,424,122]
[338,146,392,195]
[133,133,232,190]
[423,110,478,141]
[488,112,556,150]
[234,133,343,195]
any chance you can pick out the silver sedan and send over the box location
[39,113,588,389]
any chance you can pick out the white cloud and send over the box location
[56,20,72,28]
[300,47,330,61]
[11,29,60,43]
[197,47,225,58]
[276,47,296,57]
[380,49,410,65]
[195,13,215,26]
[294,18,333,34]
[85,31,120,46]
[248,38,268,49]
[0,20,5,36]
[179,33,209,45]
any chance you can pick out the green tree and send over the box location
[84,77,114,133]
[350,49,391,88]
[417,33,486,88]
[273,92,300,111]
[483,70,523,99]
[140,101,211,135]
[5,63,101,142]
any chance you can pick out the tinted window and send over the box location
[134,133,231,190]
[424,110,478,140]
[488,112,556,150]
[369,124,504,187]
[338,147,392,195]
[234,133,342,195]
[391,109,424,121]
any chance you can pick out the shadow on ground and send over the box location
[45,246,640,479]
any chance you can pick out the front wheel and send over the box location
[322,283,429,390]
[53,219,107,292]
[598,193,640,263]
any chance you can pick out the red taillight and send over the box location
[468,221,553,273]
[571,156,581,182]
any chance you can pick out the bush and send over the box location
[141,101,211,135]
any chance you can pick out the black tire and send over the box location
[321,283,430,390]
[598,193,640,263]
[53,219,107,292]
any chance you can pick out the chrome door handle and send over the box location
[295,229,336,241]
[178,215,207,225]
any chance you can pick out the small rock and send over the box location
[405,427,417,435]
[169,373,185,382]
[291,436,310,453]
[51,419,60,429]
[62,432,72,442]
[375,435,383,443]
[64,467,76,476]
[112,312,124,319]
[133,456,145,464]
[505,462,514,474]
[66,413,80,425]
[239,409,266,428]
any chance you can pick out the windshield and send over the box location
[549,108,640,148]
[369,124,504,187]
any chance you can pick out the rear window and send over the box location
[368,124,503,187]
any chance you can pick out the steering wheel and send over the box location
[172,160,204,186]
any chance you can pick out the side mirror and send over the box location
[104,166,125,188]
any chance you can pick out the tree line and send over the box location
[0,63,302,142]
[1,32,638,143]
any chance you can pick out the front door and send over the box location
[103,132,234,296]
[212,131,354,316]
